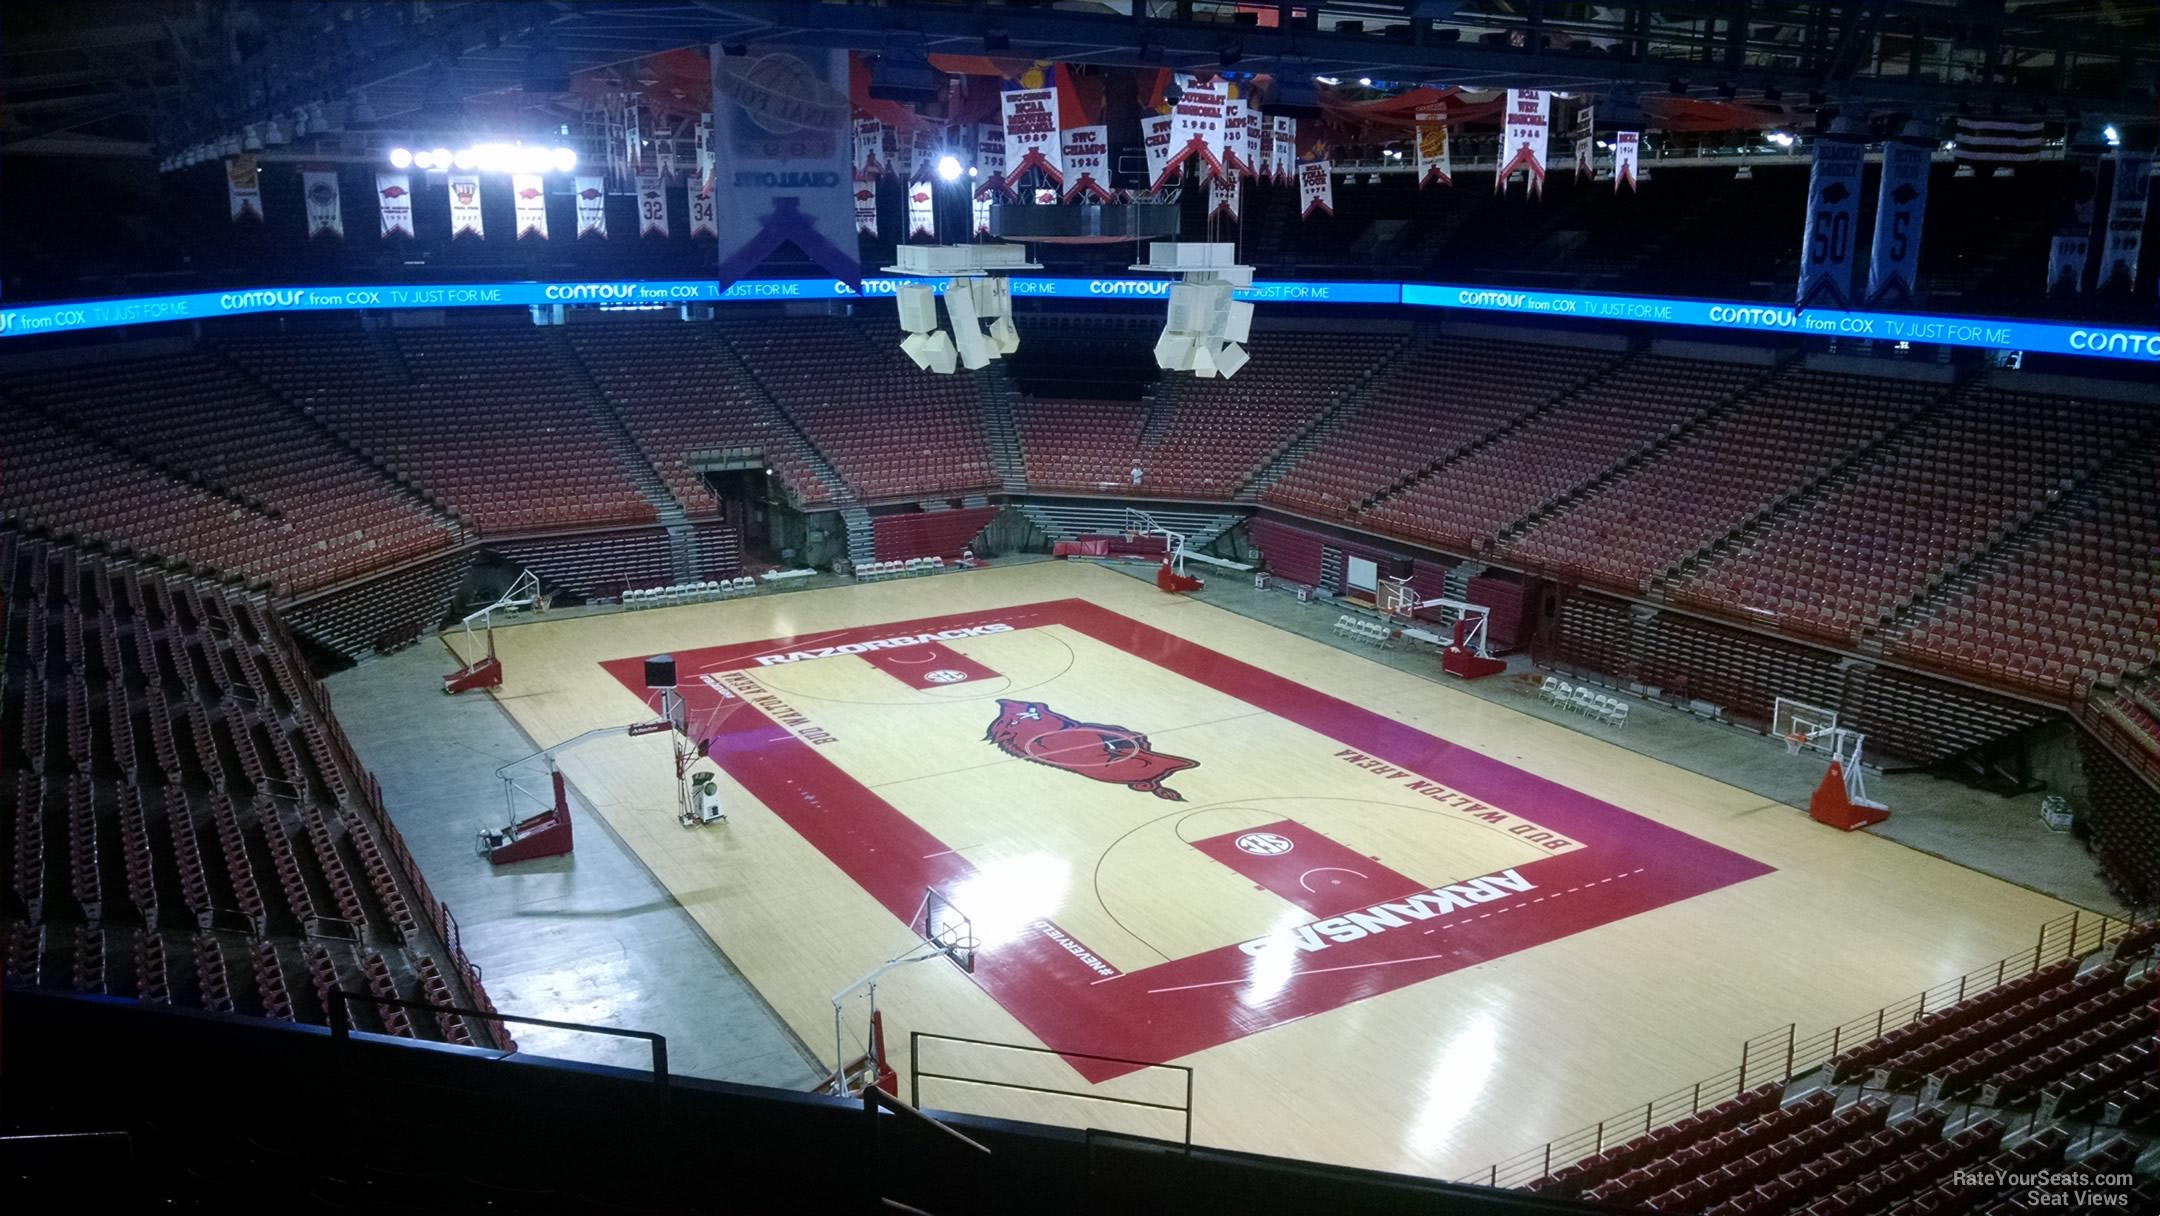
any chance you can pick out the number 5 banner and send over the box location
[1866,139,1932,306]
[1797,135,1866,310]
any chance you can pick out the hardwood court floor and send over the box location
[451,561,2072,1180]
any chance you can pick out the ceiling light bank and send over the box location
[388,143,577,173]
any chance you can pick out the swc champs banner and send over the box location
[1797,136,1866,309]
[1299,160,1333,219]
[1061,125,1112,202]
[1496,89,1549,197]
[2097,149,2152,293]
[1003,84,1062,185]
[1415,110,1451,188]
[513,175,548,239]
[302,170,343,238]
[449,174,483,238]
[376,173,414,237]
[575,176,607,238]
[1865,140,1931,305]
[1613,132,1640,192]
[636,175,669,237]
[227,157,263,221]
[711,46,859,291]
[975,124,1007,199]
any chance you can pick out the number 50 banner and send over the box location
[1797,135,1867,310]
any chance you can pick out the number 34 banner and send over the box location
[1797,135,1866,310]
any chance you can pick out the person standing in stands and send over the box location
[1131,465,1144,487]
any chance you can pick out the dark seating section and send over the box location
[2078,730,2160,906]
[872,507,999,561]
[1014,397,1150,493]
[0,533,506,1047]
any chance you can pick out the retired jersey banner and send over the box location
[1061,125,1112,202]
[906,176,936,241]
[975,123,1008,199]
[2096,149,2151,293]
[1211,168,1242,222]
[1003,84,1062,184]
[1613,132,1640,193]
[375,173,414,237]
[227,157,263,221]
[1496,89,1549,196]
[574,175,607,238]
[1165,73,1227,186]
[448,173,483,238]
[687,175,717,237]
[636,174,669,237]
[711,47,859,291]
[1299,160,1333,219]
[1415,110,1452,188]
[2047,235,2089,296]
[302,170,343,237]
[1222,98,1253,176]
[1796,135,1866,309]
[1865,140,1932,305]
[513,174,548,239]
[1272,116,1296,185]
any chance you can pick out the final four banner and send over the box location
[1613,132,1640,192]
[1142,114,1175,193]
[1002,81,1063,185]
[1163,73,1227,187]
[1573,105,1595,179]
[1415,110,1452,188]
[636,174,670,237]
[1272,117,1296,185]
[575,175,607,238]
[1061,125,1113,202]
[711,47,859,292]
[1865,140,1932,305]
[1796,135,1866,309]
[375,173,414,237]
[1495,89,1550,197]
[227,157,263,221]
[302,170,343,238]
[2097,149,2152,293]
[449,174,483,238]
[1299,161,1333,219]
[513,175,548,239]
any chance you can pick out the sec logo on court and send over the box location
[1235,832,1294,856]
[925,669,971,684]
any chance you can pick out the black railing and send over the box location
[327,988,669,1086]
[910,1031,1194,1148]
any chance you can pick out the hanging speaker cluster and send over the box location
[1131,243,1254,379]
[887,244,1041,375]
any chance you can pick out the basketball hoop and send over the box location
[1784,733,1808,756]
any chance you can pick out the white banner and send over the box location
[974,124,1007,199]
[687,175,717,238]
[1257,122,1276,183]
[1211,168,1242,222]
[375,173,414,237]
[854,174,878,236]
[1613,132,1640,193]
[905,127,934,182]
[227,157,263,222]
[513,174,548,239]
[853,118,884,178]
[1573,104,1595,179]
[1495,89,1549,197]
[636,174,669,237]
[2047,235,2089,295]
[574,175,607,238]
[711,48,856,288]
[2097,150,2151,293]
[1796,136,1866,308]
[1299,160,1332,219]
[973,193,992,238]
[301,170,343,237]
[1272,117,1296,185]
[696,112,715,193]
[1222,98,1253,176]
[1061,125,1112,202]
[1165,73,1227,185]
[1865,141,1932,304]
[906,176,936,241]
[1415,110,1451,188]
[1002,86,1063,184]
[448,173,483,238]
[1142,114,1175,194]
[625,103,643,175]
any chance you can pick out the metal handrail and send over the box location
[327,988,669,1087]
[910,1031,1195,1147]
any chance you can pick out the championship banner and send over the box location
[1415,110,1452,188]
[1299,160,1333,219]
[1257,121,1276,183]
[1495,89,1549,196]
[1796,135,1866,309]
[854,174,879,236]
[1211,168,1242,222]
[696,112,716,193]
[375,173,414,237]
[1163,73,1227,186]
[1221,98,1253,176]
[1273,117,1296,185]
[906,176,936,241]
[711,47,859,291]
[513,174,548,239]
[1241,98,1261,180]
[1002,82,1063,185]
[636,174,670,237]
[2096,149,2151,293]
[658,138,677,181]
[973,193,992,238]
[2046,235,2089,296]
[1142,113,1175,193]
[1865,140,1932,305]
[1573,104,1595,179]
[302,170,343,238]
[906,127,935,182]
[687,176,718,237]
[625,104,644,175]
[853,118,884,179]
[227,157,263,222]
[448,174,483,238]
[1613,132,1640,193]
[974,124,1008,199]
[575,175,607,238]
[1061,125,1113,202]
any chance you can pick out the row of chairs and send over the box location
[620,579,758,607]
[855,557,945,581]
[1333,615,1392,645]
[1540,676,1631,728]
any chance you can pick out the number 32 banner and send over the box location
[1797,135,1866,310]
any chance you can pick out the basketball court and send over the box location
[450,560,2075,1179]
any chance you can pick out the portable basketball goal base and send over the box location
[1774,697,1890,831]
[1378,576,1506,680]
[443,569,542,694]
[825,888,977,1098]
[1126,508,1205,594]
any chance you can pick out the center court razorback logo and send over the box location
[985,698,1197,801]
